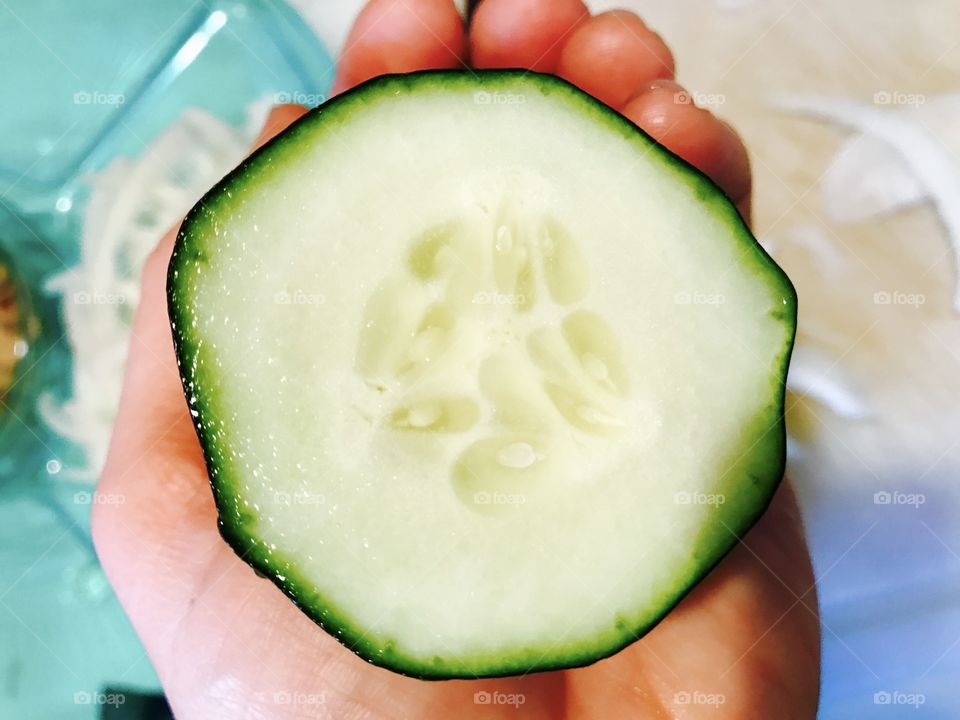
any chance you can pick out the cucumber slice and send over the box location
[168,70,796,679]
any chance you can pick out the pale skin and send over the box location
[92,1,820,717]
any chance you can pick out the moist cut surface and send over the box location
[168,70,796,678]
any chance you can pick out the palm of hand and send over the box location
[94,1,819,717]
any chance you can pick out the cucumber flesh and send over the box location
[168,70,796,679]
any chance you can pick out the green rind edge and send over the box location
[167,69,798,680]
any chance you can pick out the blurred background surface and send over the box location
[0,0,957,717]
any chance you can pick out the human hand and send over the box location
[93,1,819,717]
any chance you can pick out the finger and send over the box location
[253,104,309,149]
[333,0,467,94]
[470,0,589,72]
[622,80,752,216]
[556,10,674,110]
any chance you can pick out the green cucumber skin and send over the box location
[167,69,797,680]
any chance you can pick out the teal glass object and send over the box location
[0,0,333,207]
[0,1,333,717]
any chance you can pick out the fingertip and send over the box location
[557,10,675,109]
[334,0,466,93]
[470,0,589,72]
[622,80,752,208]
[253,104,310,149]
